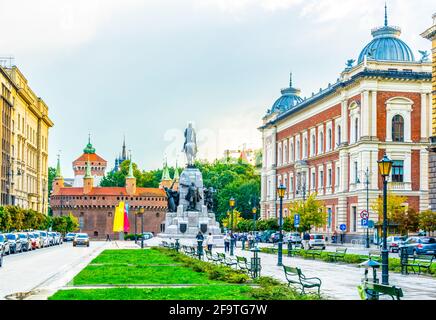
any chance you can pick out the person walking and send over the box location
[206,232,214,252]
[106,234,111,242]
[247,232,254,249]
[302,232,310,250]
[224,232,230,253]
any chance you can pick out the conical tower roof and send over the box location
[161,159,171,181]
[84,134,96,154]
[55,154,62,178]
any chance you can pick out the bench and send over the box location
[361,281,403,300]
[217,252,237,268]
[161,241,169,248]
[216,253,226,265]
[368,249,382,262]
[327,248,347,262]
[205,250,221,264]
[236,256,251,274]
[401,255,435,275]
[283,265,322,295]
[305,249,324,259]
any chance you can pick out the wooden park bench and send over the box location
[327,248,347,262]
[368,249,382,262]
[282,265,322,296]
[362,281,403,300]
[305,249,324,259]
[401,254,435,275]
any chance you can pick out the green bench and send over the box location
[217,252,237,268]
[327,248,347,262]
[205,250,220,264]
[361,281,403,300]
[401,255,435,275]
[161,241,169,248]
[305,249,324,259]
[282,265,322,295]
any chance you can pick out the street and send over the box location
[0,241,108,300]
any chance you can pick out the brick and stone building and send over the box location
[259,8,432,241]
[72,137,107,187]
[421,13,436,211]
[51,154,167,239]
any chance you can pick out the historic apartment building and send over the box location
[259,11,432,239]
[0,64,53,213]
[50,143,168,238]
[422,13,436,211]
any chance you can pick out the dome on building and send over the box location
[357,5,415,64]
[268,73,303,115]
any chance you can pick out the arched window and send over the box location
[284,142,288,163]
[304,138,308,158]
[290,142,294,162]
[296,141,300,160]
[319,132,324,153]
[311,134,316,156]
[328,129,332,151]
[392,115,404,142]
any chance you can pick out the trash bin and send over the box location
[400,246,409,275]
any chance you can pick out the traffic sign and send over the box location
[361,218,368,227]
[340,224,346,231]
[294,214,300,227]
[368,220,375,228]
[360,210,369,219]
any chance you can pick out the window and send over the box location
[290,177,294,192]
[284,142,288,163]
[354,118,359,143]
[312,171,316,189]
[319,132,324,153]
[328,168,332,187]
[328,129,332,151]
[337,125,341,146]
[352,206,357,232]
[311,134,316,156]
[354,162,358,183]
[391,160,404,182]
[392,115,404,142]
[290,142,294,162]
[296,141,300,160]
[319,170,324,188]
[327,208,332,229]
[336,167,340,187]
[303,138,308,159]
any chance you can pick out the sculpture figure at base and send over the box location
[182,182,202,211]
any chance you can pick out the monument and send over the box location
[159,122,222,239]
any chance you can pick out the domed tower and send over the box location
[264,73,303,120]
[72,135,107,187]
[358,4,415,64]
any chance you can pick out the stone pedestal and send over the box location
[159,166,222,240]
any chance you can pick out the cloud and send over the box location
[193,0,303,14]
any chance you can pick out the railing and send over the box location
[388,182,411,191]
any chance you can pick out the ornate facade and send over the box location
[260,9,432,240]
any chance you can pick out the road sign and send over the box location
[368,220,375,228]
[340,224,346,231]
[361,218,368,227]
[294,214,300,227]
[360,210,369,219]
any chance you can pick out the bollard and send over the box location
[197,240,203,260]
[175,239,180,253]
[287,240,293,257]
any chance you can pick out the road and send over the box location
[0,241,108,300]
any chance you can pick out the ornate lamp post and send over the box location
[377,153,393,285]
[229,197,235,256]
[139,207,145,249]
[277,184,286,266]
[252,206,257,239]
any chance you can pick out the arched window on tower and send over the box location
[392,115,404,142]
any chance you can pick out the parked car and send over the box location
[73,233,90,247]
[379,236,406,253]
[32,232,43,249]
[308,234,326,250]
[37,231,49,248]
[399,237,436,256]
[6,233,23,254]
[141,232,154,240]
[64,233,77,242]
[17,233,31,252]
[50,232,61,245]
[0,234,11,255]
[27,233,38,250]
[285,232,302,245]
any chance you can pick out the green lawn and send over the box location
[49,286,255,300]
[71,265,221,285]
[90,249,180,265]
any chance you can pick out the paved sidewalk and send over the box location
[213,246,436,300]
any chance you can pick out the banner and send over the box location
[113,202,124,232]
[123,202,130,233]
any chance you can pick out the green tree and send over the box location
[222,210,244,231]
[0,207,12,232]
[419,210,436,235]
[255,218,279,231]
[288,193,327,232]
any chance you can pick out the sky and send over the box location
[0,0,434,177]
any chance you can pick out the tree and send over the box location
[0,207,12,232]
[222,210,244,231]
[65,213,79,233]
[288,193,327,232]
[419,210,436,236]
[371,193,415,234]
[255,218,279,231]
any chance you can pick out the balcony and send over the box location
[388,182,412,191]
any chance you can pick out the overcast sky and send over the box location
[0,0,434,177]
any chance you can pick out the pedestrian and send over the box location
[247,232,254,249]
[302,232,310,250]
[106,234,111,242]
[332,231,337,244]
[205,232,213,252]
[224,232,230,253]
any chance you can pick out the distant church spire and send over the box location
[122,135,127,160]
[384,2,388,27]
[55,152,62,178]
[289,72,293,87]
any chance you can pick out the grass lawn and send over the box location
[90,249,180,265]
[49,285,255,300]
[71,265,222,285]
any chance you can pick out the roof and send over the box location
[55,187,166,197]
[73,153,107,163]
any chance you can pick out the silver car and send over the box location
[37,231,50,248]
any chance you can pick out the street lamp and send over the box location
[252,206,257,249]
[277,184,286,266]
[377,153,393,285]
[139,207,145,248]
[229,197,235,256]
